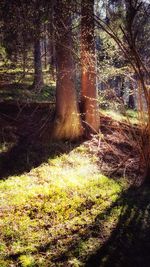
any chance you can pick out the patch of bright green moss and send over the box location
[0,145,126,266]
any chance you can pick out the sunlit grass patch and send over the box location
[0,142,14,153]
[101,109,138,124]
[0,65,56,102]
[0,145,126,266]
[19,255,35,267]
[0,67,23,74]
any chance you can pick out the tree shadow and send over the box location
[0,102,80,180]
[1,102,149,266]
[8,184,149,267]
[2,118,149,266]
[0,137,81,180]
[84,185,150,267]
[43,185,150,266]
[0,83,29,91]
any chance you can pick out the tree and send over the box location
[81,0,100,134]
[31,29,44,91]
[52,0,82,140]
[30,1,45,91]
[30,1,53,90]
[1,0,21,62]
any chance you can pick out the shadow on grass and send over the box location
[0,83,29,91]
[84,185,150,267]
[45,185,150,267]
[1,103,149,266]
[0,138,80,180]
[7,184,150,267]
[0,101,79,180]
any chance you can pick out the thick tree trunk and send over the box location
[32,38,44,91]
[52,0,82,140]
[81,0,100,135]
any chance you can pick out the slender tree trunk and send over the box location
[48,10,56,81]
[44,24,47,70]
[81,0,100,135]
[120,77,125,104]
[52,0,82,140]
[22,48,27,78]
[49,38,56,80]
[44,38,47,70]
[32,38,44,91]
[128,81,135,109]
[145,166,150,182]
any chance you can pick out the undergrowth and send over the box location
[101,109,138,124]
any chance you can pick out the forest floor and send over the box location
[0,100,150,267]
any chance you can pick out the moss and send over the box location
[0,143,126,266]
[101,109,139,124]
[19,255,36,267]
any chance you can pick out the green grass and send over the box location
[0,66,149,266]
[0,65,56,102]
[101,109,139,124]
[0,144,126,267]
[0,84,56,103]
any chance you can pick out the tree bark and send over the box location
[32,38,44,91]
[81,0,100,135]
[22,48,27,78]
[52,0,82,140]
[48,7,56,81]
[128,82,135,109]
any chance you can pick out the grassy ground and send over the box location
[0,65,56,102]
[0,67,149,267]
[0,140,150,267]
[0,142,125,267]
[100,109,139,125]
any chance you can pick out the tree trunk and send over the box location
[52,0,82,140]
[48,9,56,81]
[22,48,27,78]
[44,38,47,70]
[44,24,47,70]
[32,38,44,91]
[81,0,100,135]
[49,37,56,81]
[128,85,135,109]
[145,166,150,182]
